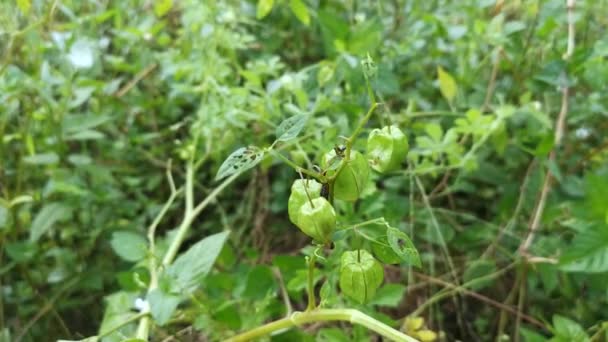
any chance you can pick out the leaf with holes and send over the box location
[387,227,421,267]
[215,146,265,181]
[276,113,308,142]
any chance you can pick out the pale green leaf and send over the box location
[17,0,31,14]
[148,289,181,326]
[437,66,457,104]
[275,113,308,142]
[289,0,310,26]
[167,231,230,292]
[257,0,274,19]
[154,0,172,17]
[23,153,59,165]
[215,146,265,181]
[30,203,72,242]
[110,231,147,262]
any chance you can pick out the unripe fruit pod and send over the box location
[367,125,408,173]
[288,179,323,227]
[296,197,336,243]
[339,250,384,304]
[323,150,369,201]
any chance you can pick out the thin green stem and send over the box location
[306,253,317,311]
[224,309,419,342]
[272,150,324,181]
[100,312,148,339]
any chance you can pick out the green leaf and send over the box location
[387,227,421,267]
[30,203,72,242]
[257,0,274,19]
[552,315,590,342]
[215,146,265,181]
[167,231,230,292]
[289,0,310,26]
[154,0,172,17]
[437,66,457,104]
[98,291,139,342]
[559,225,608,273]
[275,113,308,142]
[147,288,181,326]
[17,0,31,14]
[369,283,407,307]
[23,153,59,165]
[110,231,148,262]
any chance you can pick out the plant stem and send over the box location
[224,309,419,342]
[271,150,324,181]
[99,312,148,339]
[306,253,317,311]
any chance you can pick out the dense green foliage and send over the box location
[1,0,608,341]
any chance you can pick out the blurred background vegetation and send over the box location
[1,0,607,341]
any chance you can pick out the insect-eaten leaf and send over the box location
[387,227,421,267]
[437,66,457,104]
[215,146,265,181]
[276,113,309,142]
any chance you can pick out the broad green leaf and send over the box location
[110,231,148,262]
[30,203,72,242]
[437,66,457,104]
[215,146,265,181]
[98,291,139,342]
[289,0,310,26]
[387,227,421,267]
[5,241,38,262]
[369,284,407,307]
[275,113,308,142]
[257,0,274,19]
[167,231,230,292]
[552,315,590,342]
[23,153,59,165]
[559,227,608,273]
[154,0,172,17]
[147,288,181,326]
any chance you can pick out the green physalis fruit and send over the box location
[323,150,369,202]
[339,250,384,303]
[367,125,408,173]
[296,197,336,243]
[288,179,323,226]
